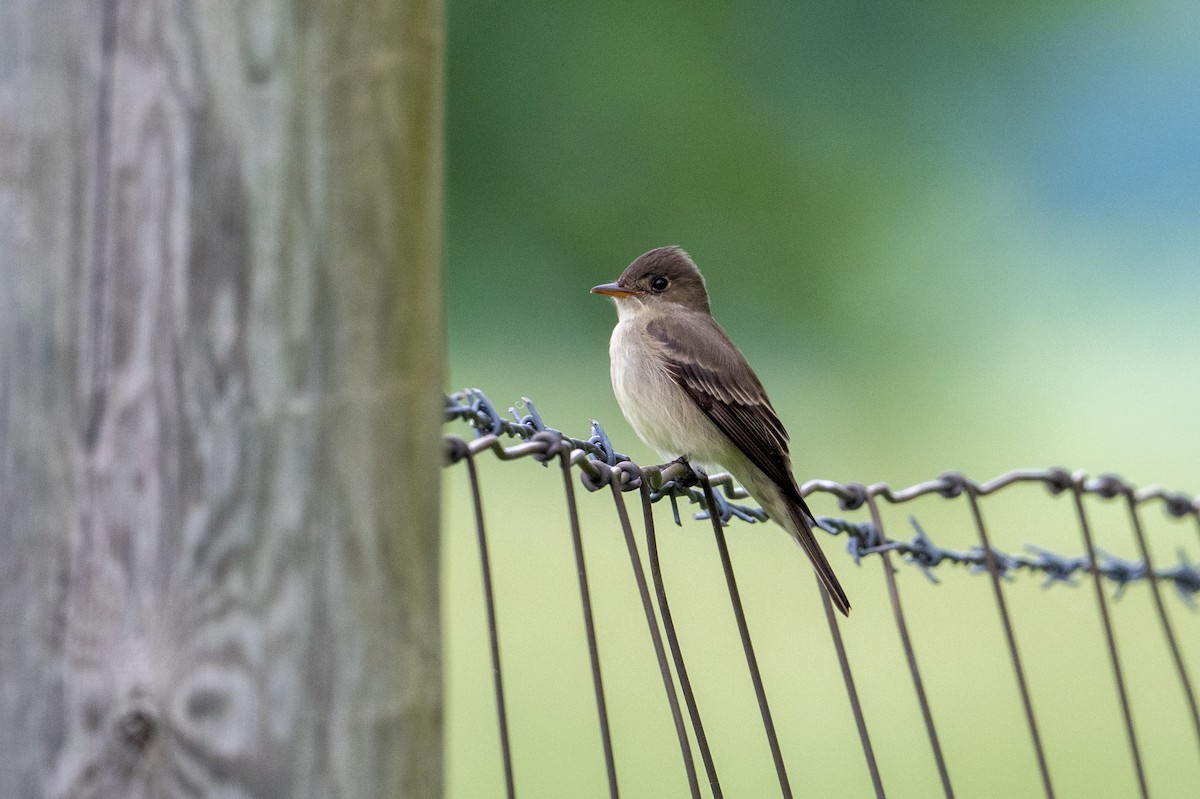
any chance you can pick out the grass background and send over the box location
[442,2,1200,795]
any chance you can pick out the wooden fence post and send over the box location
[0,0,444,796]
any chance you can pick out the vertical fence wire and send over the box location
[1069,484,1149,799]
[963,488,1055,798]
[556,449,620,798]
[640,480,725,797]
[817,584,886,798]
[865,493,956,799]
[444,399,1200,798]
[701,477,794,799]
[605,467,702,798]
[1122,492,1200,758]
[464,452,516,798]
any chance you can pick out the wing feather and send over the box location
[646,316,812,517]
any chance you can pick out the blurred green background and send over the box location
[442,2,1200,796]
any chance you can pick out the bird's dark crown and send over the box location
[617,246,711,314]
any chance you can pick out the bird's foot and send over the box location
[642,456,698,492]
[657,456,700,488]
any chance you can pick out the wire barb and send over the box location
[445,390,1200,605]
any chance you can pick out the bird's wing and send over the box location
[647,313,848,614]
[646,315,812,515]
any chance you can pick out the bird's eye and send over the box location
[650,276,670,292]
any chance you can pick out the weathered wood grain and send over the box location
[0,0,444,796]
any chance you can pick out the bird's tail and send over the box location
[784,499,851,616]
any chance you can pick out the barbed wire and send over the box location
[445,389,1200,606]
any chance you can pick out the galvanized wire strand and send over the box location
[638,479,724,798]
[601,464,702,798]
[444,391,1200,795]
[865,493,955,799]
[1122,493,1200,760]
[446,392,1200,604]
[700,477,794,799]
[1069,486,1149,799]
[450,420,876,797]
[555,447,620,798]
[462,449,516,798]
[963,489,1055,799]
[817,582,885,799]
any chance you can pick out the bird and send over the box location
[592,246,850,616]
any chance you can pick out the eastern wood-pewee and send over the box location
[592,246,850,616]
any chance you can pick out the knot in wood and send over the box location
[116,706,158,751]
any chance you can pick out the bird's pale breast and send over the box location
[608,315,733,470]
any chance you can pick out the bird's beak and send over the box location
[591,281,640,297]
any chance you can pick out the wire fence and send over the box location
[443,389,1200,798]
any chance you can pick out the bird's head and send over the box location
[592,246,711,316]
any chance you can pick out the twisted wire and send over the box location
[445,390,1200,606]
